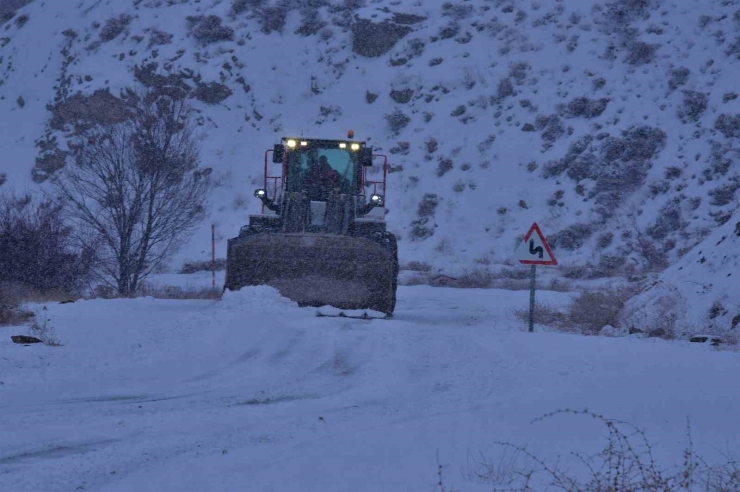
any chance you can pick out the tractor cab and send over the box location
[253,132,388,232]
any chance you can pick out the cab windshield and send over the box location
[285,143,359,197]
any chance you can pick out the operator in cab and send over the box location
[304,155,344,200]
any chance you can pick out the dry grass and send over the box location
[135,283,222,300]
[400,261,433,272]
[28,306,63,346]
[514,301,572,330]
[515,287,640,335]
[462,409,740,492]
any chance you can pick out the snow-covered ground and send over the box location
[1,286,738,491]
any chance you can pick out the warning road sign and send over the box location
[514,222,557,266]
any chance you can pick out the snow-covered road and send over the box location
[1,286,738,491]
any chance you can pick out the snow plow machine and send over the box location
[224,132,398,318]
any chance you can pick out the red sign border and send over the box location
[518,222,558,266]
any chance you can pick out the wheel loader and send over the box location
[224,132,398,316]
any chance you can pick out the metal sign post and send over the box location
[529,264,536,333]
[513,223,557,333]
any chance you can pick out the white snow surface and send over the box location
[1,0,740,275]
[1,286,739,491]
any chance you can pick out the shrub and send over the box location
[603,0,655,28]
[441,1,474,20]
[436,158,454,177]
[625,41,659,65]
[351,19,412,57]
[29,306,62,346]
[497,78,514,99]
[679,90,708,121]
[715,114,740,138]
[562,97,609,119]
[594,125,666,194]
[550,223,593,251]
[0,282,34,326]
[568,289,629,334]
[100,14,132,42]
[467,409,740,491]
[14,13,27,27]
[295,7,326,36]
[417,193,439,218]
[401,261,432,272]
[179,259,226,274]
[135,284,221,300]
[231,0,249,14]
[257,6,287,34]
[0,195,91,296]
[709,181,740,206]
[668,66,690,92]
[385,109,411,135]
[596,231,614,248]
[455,269,494,288]
[187,15,234,44]
[148,29,173,47]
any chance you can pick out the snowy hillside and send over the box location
[621,210,740,338]
[1,0,739,273]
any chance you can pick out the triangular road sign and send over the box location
[514,222,558,266]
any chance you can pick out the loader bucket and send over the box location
[225,233,398,315]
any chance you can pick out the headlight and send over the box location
[300,141,308,146]
[254,189,267,198]
[370,194,384,205]
[339,142,347,149]
[350,143,360,151]
[286,139,297,148]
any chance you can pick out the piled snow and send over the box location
[220,285,301,314]
[0,0,739,275]
[1,286,739,491]
[621,212,740,337]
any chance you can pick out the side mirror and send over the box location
[272,144,285,163]
[360,147,374,167]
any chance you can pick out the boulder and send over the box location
[599,325,626,337]
[690,335,724,346]
[11,335,42,344]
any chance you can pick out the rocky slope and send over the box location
[0,0,739,279]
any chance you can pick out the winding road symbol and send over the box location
[529,239,544,259]
[514,222,558,266]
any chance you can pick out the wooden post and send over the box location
[211,224,216,289]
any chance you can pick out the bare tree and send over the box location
[52,87,210,296]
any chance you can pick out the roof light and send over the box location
[350,143,360,151]
[348,130,354,139]
[339,142,347,149]
[286,139,297,148]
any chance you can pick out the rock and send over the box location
[11,335,42,344]
[690,335,724,346]
[599,325,625,337]
[628,327,644,335]
[732,314,740,329]
[647,327,667,338]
